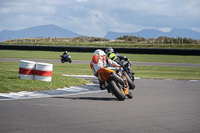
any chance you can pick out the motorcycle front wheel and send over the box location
[124,72,135,90]
[108,80,126,101]
[61,58,65,63]
[69,59,72,63]
[127,91,133,99]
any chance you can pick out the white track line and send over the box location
[0,84,102,100]
[0,75,140,100]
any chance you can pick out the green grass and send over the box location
[0,50,200,93]
[53,63,92,75]
[135,66,200,80]
[49,63,200,80]
[1,61,200,93]
[0,62,90,93]
[0,50,92,60]
[1,50,200,64]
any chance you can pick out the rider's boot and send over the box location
[99,79,106,90]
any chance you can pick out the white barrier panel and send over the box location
[18,60,36,80]
[35,62,53,82]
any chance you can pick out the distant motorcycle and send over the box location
[60,55,72,63]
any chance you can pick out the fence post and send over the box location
[152,38,154,45]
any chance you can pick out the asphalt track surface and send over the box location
[0,79,200,133]
[0,58,200,132]
[1,58,200,67]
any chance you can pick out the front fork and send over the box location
[111,72,129,95]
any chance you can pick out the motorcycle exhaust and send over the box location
[110,72,124,84]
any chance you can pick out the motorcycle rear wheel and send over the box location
[108,80,126,101]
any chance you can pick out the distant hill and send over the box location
[0,24,82,42]
[104,29,200,40]
[1,25,200,42]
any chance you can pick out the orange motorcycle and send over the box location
[98,67,133,101]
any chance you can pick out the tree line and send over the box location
[3,35,200,45]
[4,36,109,43]
[116,35,200,44]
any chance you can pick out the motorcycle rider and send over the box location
[105,47,136,90]
[90,49,120,90]
[105,47,128,65]
[62,51,70,57]
[60,51,72,63]
[105,47,134,74]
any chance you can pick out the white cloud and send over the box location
[0,7,10,14]
[89,10,103,23]
[75,0,88,3]
[0,0,200,36]
[158,28,172,32]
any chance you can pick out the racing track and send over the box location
[0,58,200,132]
[0,79,200,133]
[1,58,200,67]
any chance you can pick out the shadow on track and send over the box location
[53,96,117,101]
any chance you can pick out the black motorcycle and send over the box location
[60,55,72,63]
[120,58,135,90]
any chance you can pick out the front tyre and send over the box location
[61,58,65,63]
[127,91,133,99]
[69,59,72,63]
[124,72,135,90]
[108,80,126,101]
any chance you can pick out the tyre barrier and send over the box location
[35,62,53,82]
[18,60,53,82]
[18,60,36,80]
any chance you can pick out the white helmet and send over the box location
[64,51,68,54]
[94,49,105,56]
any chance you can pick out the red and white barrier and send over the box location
[35,62,53,82]
[18,60,36,80]
[18,60,53,82]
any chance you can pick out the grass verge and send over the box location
[1,50,200,64]
[0,62,199,93]
[135,66,200,80]
[0,62,90,93]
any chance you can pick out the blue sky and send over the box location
[0,0,200,37]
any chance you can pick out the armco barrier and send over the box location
[1,44,200,55]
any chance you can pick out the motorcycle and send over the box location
[60,55,72,63]
[98,67,133,101]
[120,58,135,90]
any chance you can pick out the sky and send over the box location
[0,0,200,37]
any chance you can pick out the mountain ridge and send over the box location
[0,24,82,42]
[105,29,200,40]
[0,24,200,41]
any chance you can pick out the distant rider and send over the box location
[90,49,120,90]
[62,51,70,57]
